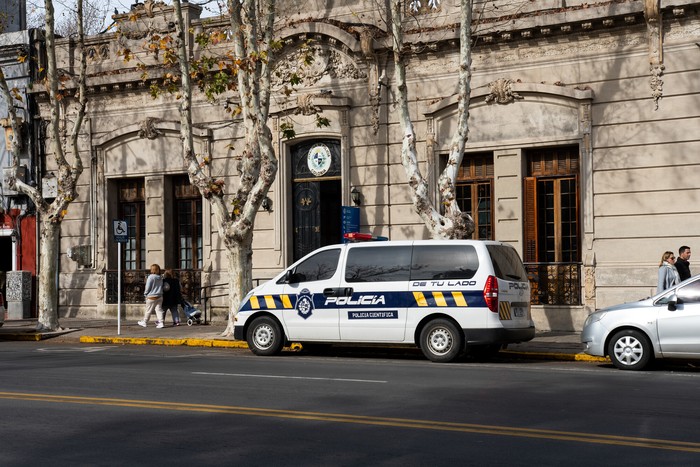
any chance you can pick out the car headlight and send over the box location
[584,312,605,327]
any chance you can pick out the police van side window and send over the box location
[345,246,412,282]
[410,245,479,280]
[290,249,341,283]
[486,245,528,281]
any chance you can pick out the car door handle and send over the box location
[323,287,353,297]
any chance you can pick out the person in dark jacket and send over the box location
[162,269,186,326]
[676,246,692,282]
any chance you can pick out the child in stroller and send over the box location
[183,301,202,326]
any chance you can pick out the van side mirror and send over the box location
[283,269,304,284]
[668,293,678,311]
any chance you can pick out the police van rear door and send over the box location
[486,244,532,327]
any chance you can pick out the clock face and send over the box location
[307,144,332,176]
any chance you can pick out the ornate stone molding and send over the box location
[644,0,664,110]
[86,43,110,61]
[295,93,321,116]
[484,78,524,104]
[143,0,167,18]
[137,117,163,139]
[272,46,367,89]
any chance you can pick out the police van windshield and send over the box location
[486,245,528,282]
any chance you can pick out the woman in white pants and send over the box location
[139,263,165,328]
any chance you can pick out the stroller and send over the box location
[182,301,202,326]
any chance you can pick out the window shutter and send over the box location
[523,177,538,262]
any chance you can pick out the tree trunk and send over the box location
[390,0,475,240]
[36,221,61,331]
[222,233,253,337]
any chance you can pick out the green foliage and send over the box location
[316,115,330,128]
[280,121,296,140]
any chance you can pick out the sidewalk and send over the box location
[0,317,606,362]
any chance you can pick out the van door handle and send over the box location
[323,288,354,297]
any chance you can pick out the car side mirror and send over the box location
[668,293,678,311]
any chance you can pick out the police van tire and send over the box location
[420,319,463,363]
[247,316,284,356]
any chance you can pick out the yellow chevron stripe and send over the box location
[413,292,428,307]
[499,302,512,320]
[452,291,467,307]
[433,292,447,307]
[250,296,260,309]
[264,295,276,309]
[281,295,293,309]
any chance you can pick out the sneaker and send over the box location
[137,320,147,328]
[174,322,180,326]
[156,321,164,329]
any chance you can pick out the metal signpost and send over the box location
[113,220,128,335]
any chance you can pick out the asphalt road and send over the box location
[2,341,700,466]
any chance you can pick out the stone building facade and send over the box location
[38,0,700,330]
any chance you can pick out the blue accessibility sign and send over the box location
[113,219,128,243]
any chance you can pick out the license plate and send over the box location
[513,308,525,318]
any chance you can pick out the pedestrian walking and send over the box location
[139,263,165,328]
[676,245,692,281]
[657,251,680,293]
[162,269,185,326]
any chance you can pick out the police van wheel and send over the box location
[247,316,284,356]
[420,319,462,363]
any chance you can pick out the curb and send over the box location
[500,349,610,363]
[79,336,304,351]
[80,336,248,349]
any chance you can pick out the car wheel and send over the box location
[419,319,463,363]
[247,316,284,356]
[608,329,653,370]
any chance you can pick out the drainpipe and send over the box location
[88,117,96,267]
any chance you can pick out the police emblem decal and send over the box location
[296,288,314,319]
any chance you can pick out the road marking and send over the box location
[193,371,387,383]
[36,347,111,353]
[0,391,699,453]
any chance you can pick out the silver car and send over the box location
[581,276,700,370]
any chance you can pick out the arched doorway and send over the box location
[291,139,342,261]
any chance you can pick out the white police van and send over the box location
[233,240,534,362]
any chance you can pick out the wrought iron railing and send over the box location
[524,262,581,306]
[105,269,202,304]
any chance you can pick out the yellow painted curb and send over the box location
[0,333,43,341]
[80,336,248,348]
[501,349,610,363]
